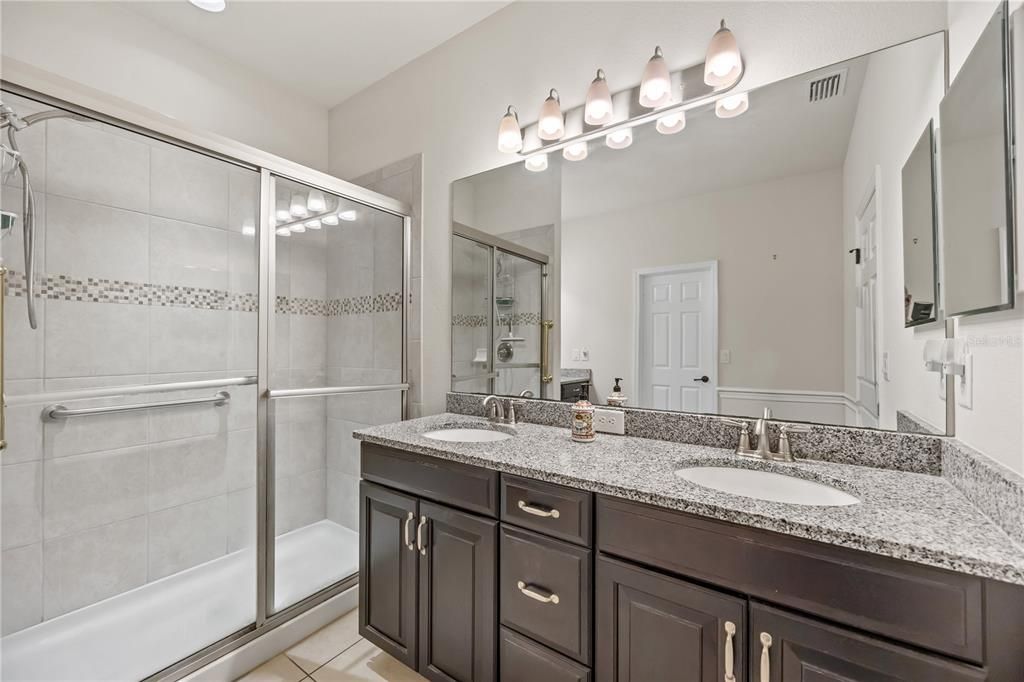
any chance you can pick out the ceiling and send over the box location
[128,1,509,108]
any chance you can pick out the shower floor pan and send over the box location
[1,519,358,682]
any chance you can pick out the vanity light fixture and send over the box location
[338,209,358,222]
[639,47,672,108]
[304,218,322,230]
[289,192,308,218]
[605,127,633,150]
[189,0,226,12]
[704,19,743,88]
[321,213,339,226]
[715,92,748,118]
[584,69,614,125]
[563,141,588,161]
[306,189,326,213]
[497,105,523,153]
[538,89,565,141]
[656,111,686,135]
[524,154,548,172]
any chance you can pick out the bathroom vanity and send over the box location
[355,415,1024,682]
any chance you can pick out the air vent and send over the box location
[808,69,848,102]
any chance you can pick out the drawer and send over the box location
[597,495,985,662]
[500,627,591,682]
[361,443,498,517]
[500,525,592,664]
[501,474,593,546]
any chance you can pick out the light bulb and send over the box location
[305,218,322,230]
[322,214,339,226]
[306,189,326,213]
[524,154,548,172]
[538,89,564,141]
[289,192,308,218]
[715,92,748,118]
[704,19,743,87]
[497,105,523,153]
[584,69,613,125]
[656,111,686,135]
[639,46,672,108]
[563,142,588,161]
[338,210,357,222]
[605,128,633,150]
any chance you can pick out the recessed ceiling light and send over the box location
[189,0,226,12]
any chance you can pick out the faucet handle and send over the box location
[777,423,812,458]
[720,418,752,453]
[779,422,812,435]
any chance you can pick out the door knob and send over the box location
[693,375,709,383]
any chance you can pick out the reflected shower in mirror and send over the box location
[901,121,939,327]
[452,30,953,435]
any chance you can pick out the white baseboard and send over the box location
[718,387,856,425]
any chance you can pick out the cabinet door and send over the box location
[418,501,498,682]
[749,602,987,682]
[596,555,746,682]
[359,481,419,669]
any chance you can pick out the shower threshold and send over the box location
[1,520,358,682]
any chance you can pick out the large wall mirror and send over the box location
[449,23,1014,436]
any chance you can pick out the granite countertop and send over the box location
[355,413,1024,585]
[560,369,591,383]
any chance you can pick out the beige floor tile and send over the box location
[286,609,362,673]
[312,639,426,682]
[236,654,308,682]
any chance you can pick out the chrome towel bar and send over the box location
[267,383,409,399]
[43,391,230,421]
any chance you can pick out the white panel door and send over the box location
[638,264,717,412]
[855,190,880,428]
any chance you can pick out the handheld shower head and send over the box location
[0,104,27,131]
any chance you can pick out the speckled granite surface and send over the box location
[943,438,1024,546]
[560,368,592,383]
[355,413,1024,584]
[896,409,943,435]
[446,392,943,475]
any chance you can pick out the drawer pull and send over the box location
[724,621,736,682]
[416,516,428,555]
[759,632,772,682]
[403,512,415,551]
[516,580,560,604]
[517,500,560,519]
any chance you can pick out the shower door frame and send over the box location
[0,72,412,682]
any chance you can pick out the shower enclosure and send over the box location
[0,86,409,681]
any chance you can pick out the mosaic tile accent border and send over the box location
[452,312,541,327]
[3,270,401,316]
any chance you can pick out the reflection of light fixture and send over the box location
[189,0,226,12]
[584,69,613,125]
[497,105,523,153]
[704,19,743,87]
[715,92,748,118]
[538,89,564,141]
[656,111,686,134]
[338,210,357,222]
[306,190,326,212]
[639,47,671,108]
[242,220,256,236]
[276,226,290,236]
[305,218,322,230]
[322,214,339,226]
[275,208,291,223]
[289,192,308,217]
[524,154,548,172]
[563,141,588,161]
[605,128,633,149]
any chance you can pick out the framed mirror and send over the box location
[902,121,940,327]
[451,31,952,435]
[940,2,1016,317]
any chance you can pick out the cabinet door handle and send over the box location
[724,621,736,682]
[759,632,772,682]
[416,516,428,555]
[403,512,415,551]
[516,581,560,604]
[517,500,560,519]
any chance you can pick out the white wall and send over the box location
[328,1,948,416]
[561,168,845,406]
[1,1,329,171]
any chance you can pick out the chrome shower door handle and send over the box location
[403,512,415,551]
[724,621,736,682]
[759,632,772,682]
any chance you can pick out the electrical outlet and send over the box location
[957,352,973,409]
[720,349,731,364]
[594,408,625,435]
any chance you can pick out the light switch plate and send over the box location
[594,408,625,435]
[957,352,973,409]
[581,348,590,361]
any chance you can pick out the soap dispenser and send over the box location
[570,384,596,443]
[607,377,628,407]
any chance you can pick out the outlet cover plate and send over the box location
[594,408,625,435]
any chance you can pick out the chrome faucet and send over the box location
[720,408,812,462]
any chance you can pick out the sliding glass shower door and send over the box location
[263,173,407,616]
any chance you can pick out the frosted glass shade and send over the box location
[338,210,357,222]
[321,214,340,226]
[304,218,322,230]
[289,192,308,218]
[656,111,686,135]
[715,92,748,118]
[524,154,548,172]
[639,47,671,108]
[563,142,588,161]
[538,90,564,140]
[306,190,326,212]
[704,20,743,87]
[497,107,523,153]
[605,128,633,150]
[585,70,613,125]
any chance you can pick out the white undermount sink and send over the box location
[675,466,859,506]
[422,428,513,443]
